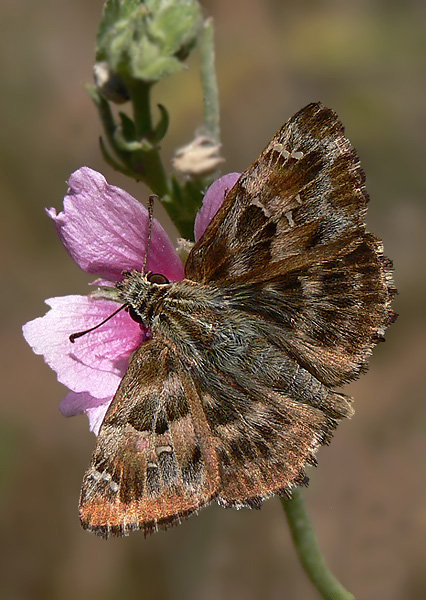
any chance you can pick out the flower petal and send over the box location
[23,295,144,399]
[194,172,241,241]
[86,404,111,435]
[48,167,184,282]
[59,390,109,417]
[60,391,111,436]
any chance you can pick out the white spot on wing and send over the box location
[284,210,295,228]
[272,142,284,154]
[272,144,304,161]
[110,481,119,493]
[156,445,173,454]
[250,196,272,218]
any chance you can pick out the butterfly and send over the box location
[79,102,397,538]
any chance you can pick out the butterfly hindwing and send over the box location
[183,317,354,507]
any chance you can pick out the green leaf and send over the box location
[119,111,137,140]
[152,103,169,143]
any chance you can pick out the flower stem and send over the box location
[200,18,220,143]
[128,80,153,137]
[126,80,171,198]
[281,490,355,600]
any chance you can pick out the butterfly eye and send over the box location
[127,306,144,324]
[147,273,169,285]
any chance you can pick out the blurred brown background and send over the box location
[1,1,425,599]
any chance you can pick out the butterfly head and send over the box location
[116,270,171,327]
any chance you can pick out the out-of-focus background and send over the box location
[1,1,425,599]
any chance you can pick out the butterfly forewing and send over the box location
[79,340,220,538]
[185,102,368,282]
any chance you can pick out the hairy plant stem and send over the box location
[126,80,171,199]
[200,18,220,143]
[281,490,355,600]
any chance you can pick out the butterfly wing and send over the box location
[185,102,396,387]
[186,102,368,282]
[79,339,220,538]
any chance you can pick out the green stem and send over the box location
[125,80,171,198]
[200,18,220,143]
[127,80,153,137]
[281,490,355,600]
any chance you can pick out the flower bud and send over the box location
[96,0,203,83]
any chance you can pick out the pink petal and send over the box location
[86,404,111,435]
[194,172,241,241]
[23,295,144,400]
[48,167,184,282]
[60,391,111,436]
[59,390,109,416]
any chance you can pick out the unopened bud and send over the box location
[93,62,130,104]
[96,0,203,83]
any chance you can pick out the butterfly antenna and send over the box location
[142,194,158,276]
[69,303,127,343]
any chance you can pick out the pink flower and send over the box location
[23,167,240,434]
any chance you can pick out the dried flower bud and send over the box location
[172,136,224,177]
[176,237,194,262]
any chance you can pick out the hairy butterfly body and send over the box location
[79,102,396,538]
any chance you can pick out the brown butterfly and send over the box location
[79,102,397,538]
